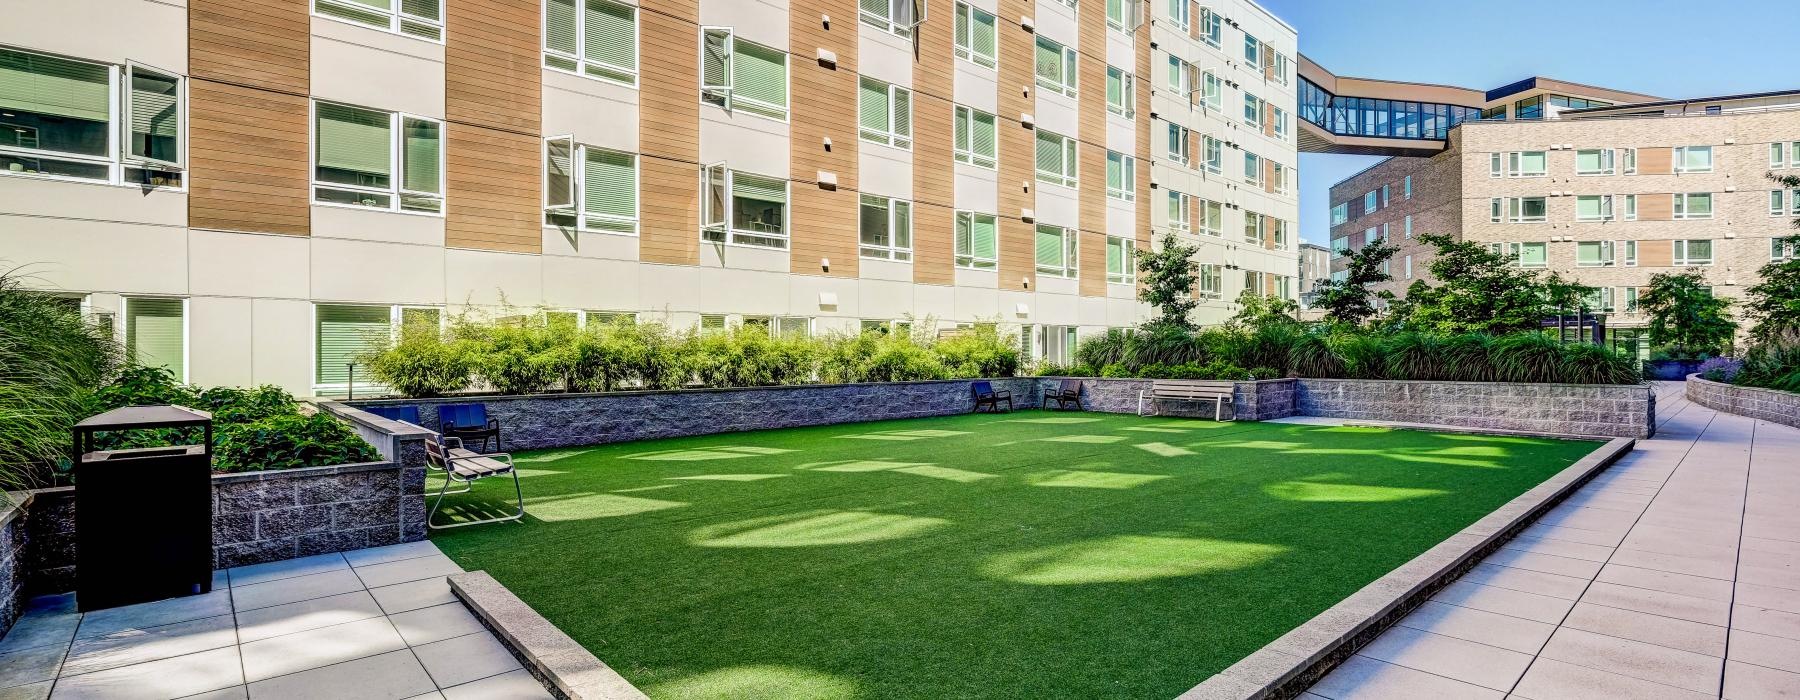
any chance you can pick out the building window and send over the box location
[1271,106,1287,140]
[1575,195,1613,222]
[1242,93,1262,128]
[1773,142,1800,169]
[1772,190,1786,216]
[1202,136,1222,174]
[1490,242,1547,268]
[1272,162,1287,194]
[1380,185,1389,207]
[1624,287,1639,312]
[1199,198,1222,236]
[543,137,637,234]
[1404,215,1413,238]
[1404,255,1412,279]
[1245,212,1265,244]
[1624,194,1637,221]
[1404,175,1412,200]
[700,314,727,332]
[1106,150,1135,201]
[543,0,635,84]
[1243,269,1261,296]
[1201,70,1222,112]
[1575,149,1615,175]
[858,76,912,149]
[1198,6,1222,47]
[1035,129,1077,187]
[954,211,998,269]
[1582,287,1616,313]
[125,297,187,383]
[1034,36,1077,97]
[701,166,788,248]
[954,2,998,69]
[1514,95,1543,120]
[700,29,788,120]
[1674,145,1713,173]
[1166,56,1191,95]
[1673,239,1713,266]
[1775,189,1800,216]
[1106,0,1133,32]
[0,47,185,188]
[1165,0,1189,32]
[1243,152,1262,187]
[1273,218,1288,249]
[858,194,912,261]
[1507,151,1548,177]
[1105,66,1135,119]
[313,102,443,214]
[953,105,998,169]
[1166,190,1190,233]
[1362,190,1378,212]
[1491,197,1546,223]
[1673,192,1713,220]
[1035,224,1077,278]
[1480,105,1506,121]
[317,0,442,41]
[1166,123,1189,166]
[1242,32,1260,64]
[315,304,441,395]
[1622,148,1637,175]
[1774,237,1794,261]
[1106,236,1135,284]
[1624,240,1637,266]
[1576,241,1615,267]
[1198,263,1222,298]
[860,0,921,38]
[1330,203,1348,226]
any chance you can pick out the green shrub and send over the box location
[1733,340,1800,392]
[1439,333,1497,382]
[1329,333,1388,380]
[470,320,566,395]
[1076,329,1129,369]
[1383,332,1448,381]
[862,336,949,382]
[1099,363,1132,378]
[935,326,1021,378]
[1490,333,1571,383]
[1,272,120,486]
[1288,332,1344,378]
[1247,366,1282,380]
[214,412,379,472]
[363,332,473,397]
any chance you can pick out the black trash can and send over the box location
[73,405,215,611]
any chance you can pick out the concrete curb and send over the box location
[1176,436,1637,700]
[449,570,649,700]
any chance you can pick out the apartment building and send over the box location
[1295,241,1327,306]
[0,0,1299,396]
[1328,89,1800,352]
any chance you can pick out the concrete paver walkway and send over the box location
[1308,381,1800,699]
[0,541,552,700]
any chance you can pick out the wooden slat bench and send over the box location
[1137,380,1236,421]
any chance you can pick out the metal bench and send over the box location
[1137,380,1235,421]
[424,434,523,529]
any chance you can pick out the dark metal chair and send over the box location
[1044,379,1083,410]
[971,381,1012,413]
[424,434,523,529]
[437,403,501,452]
[363,405,422,426]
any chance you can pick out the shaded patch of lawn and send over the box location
[430,412,1598,699]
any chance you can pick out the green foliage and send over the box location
[1228,292,1300,331]
[469,317,568,395]
[1735,339,1800,392]
[214,412,379,472]
[934,325,1022,378]
[1310,238,1397,325]
[1393,234,1591,335]
[1135,232,1200,331]
[0,270,120,487]
[1743,175,1800,345]
[685,326,820,387]
[1640,270,1738,356]
[363,330,474,398]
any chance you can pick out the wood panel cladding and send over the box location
[1076,0,1107,298]
[1263,160,1277,194]
[1637,147,1673,175]
[996,0,1035,286]
[638,4,701,265]
[911,0,957,286]
[1133,3,1152,254]
[189,0,308,94]
[446,0,541,134]
[1637,193,1674,222]
[1637,239,1674,267]
[1078,143,1106,296]
[790,0,859,276]
[444,123,541,253]
[187,80,310,236]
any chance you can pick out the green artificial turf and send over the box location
[429,411,1599,699]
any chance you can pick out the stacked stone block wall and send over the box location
[0,496,28,638]
[1687,376,1800,429]
[1295,379,1654,438]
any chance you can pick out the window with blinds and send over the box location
[3,47,187,186]
[861,0,922,38]
[953,105,997,169]
[542,137,637,234]
[1106,237,1135,284]
[954,2,997,69]
[1105,66,1134,119]
[1034,224,1076,278]
[1033,36,1076,97]
[859,194,912,261]
[544,0,637,85]
[700,31,788,120]
[314,0,443,41]
[124,62,182,174]
[858,77,911,149]
[702,168,787,248]
[1034,130,1077,188]
[313,101,443,214]
[1106,151,1134,202]
[315,304,394,392]
[125,297,185,383]
[955,211,998,269]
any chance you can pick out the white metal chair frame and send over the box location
[425,434,524,529]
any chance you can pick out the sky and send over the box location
[1254,0,1800,246]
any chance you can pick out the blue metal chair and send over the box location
[437,403,501,452]
[362,405,421,426]
[971,381,1012,413]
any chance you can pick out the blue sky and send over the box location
[1255,0,1798,246]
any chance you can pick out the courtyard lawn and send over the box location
[429,411,1598,700]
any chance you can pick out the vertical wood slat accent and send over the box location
[1078,144,1106,296]
[638,3,701,265]
[1076,0,1107,298]
[445,0,542,253]
[912,0,957,286]
[996,0,1035,288]
[189,0,309,94]
[1637,193,1674,221]
[1638,147,1673,175]
[789,0,859,278]
[1263,159,1276,194]
[1263,214,1277,250]
[187,79,311,236]
[444,123,542,253]
[1134,4,1153,257]
[1637,239,1674,267]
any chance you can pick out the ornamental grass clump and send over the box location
[0,270,119,487]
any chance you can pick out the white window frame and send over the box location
[1202,135,1222,174]
[1166,0,1189,33]
[858,193,913,261]
[315,0,444,43]
[1673,192,1714,220]
[1404,175,1412,200]
[1773,237,1794,261]
[699,30,789,122]
[860,0,925,39]
[1034,36,1078,98]
[1106,150,1135,201]
[1624,286,1639,312]
[1330,203,1348,226]
[1197,262,1222,299]
[1363,190,1378,212]
[953,104,998,169]
[1674,145,1713,174]
[1624,240,1637,266]
[1623,147,1637,175]
[1774,142,1789,169]
[1243,32,1260,65]
[1167,190,1191,233]
[541,136,639,235]
[1575,194,1614,222]
[1624,194,1637,221]
[310,100,445,216]
[1242,92,1262,128]
[1198,6,1222,47]
[124,296,190,386]
[1243,151,1262,187]
[954,210,998,269]
[1035,129,1078,187]
[953,2,998,69]
[1506,150,1548,178]
[1403,215,1412,238]
[1106,236,1136,284]
[1105,65,1135,119]
[1166,56,1191,94]
[1575,148,1615,176]
[1673,239,1714,266]
[1166,122,1190,166]
[1272,105,1287,140]
[311,303,442,396]
[542,0,637,86]
[1199,198,1222,237]
[1517,242,1548,268]
[1034,224,1077,278]
[1576,240,1615,267]
[700,164,790,249]
[858,77,912,149]
[1200,70,1223,112]
[0,50,189,190]
[1775,189,1800,216]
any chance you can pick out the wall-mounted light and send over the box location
[1021,208,1035,222]
[816,48,837,68]
[817,170,837,190]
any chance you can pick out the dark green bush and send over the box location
[214,412,379,472]
[363,331,473,397]
[470,321,565,395]
[1735,340,1800,392]
[1247,366,1282,380]
[935,325,1021,378]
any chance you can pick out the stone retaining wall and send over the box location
[1295,379,1655,438]
[1686,375,1800,429]
[0,495,28,639]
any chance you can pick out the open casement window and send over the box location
[953,105,997,169]
[1105,66,1134,119]
[1105,150,1134,201]
[543,135,577,217]
[544,0,637,85]
[701,166,788,249]
[700,27,734,104]
[702,32,786,120]
[1033,36,1077,98]
[858,77,912,149]
[1105,0,1143,32]
[125,297,186,384]
[1202,136,1222,173]
[953,2,998,69]
[860,0,925,39]
[121,61,183,174]
[315,0,443,41]
[700,161,728,239]
[1198,6,1222,46]
[859,194,913,261]
[1200,71,1222,112]
[1034,224,1076,278]
[954,211,998,269]
[1105,236,1135,284]
[313,101,443,214]
[1,47,177,187]
[1034,129,1077,187]
[544,137,637,234]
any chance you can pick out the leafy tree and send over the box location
[1394,233,1592,335]
[1639,270,1737,357]
[1135,232,1200,331]
[1229,291,1299,330]
[1744,173,1800,344]
[1309,238,1397,326]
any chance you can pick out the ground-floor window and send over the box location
[125,297,187,383]
[315,304,441,395]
